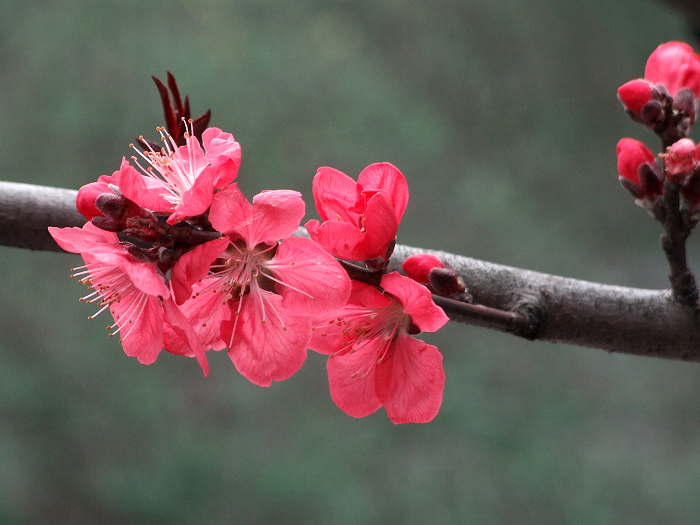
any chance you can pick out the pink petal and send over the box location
[357,162,409,222]
[305,219,367,261]
[171,237,229,304]
[162,294,209,376]
[265,237,351,315]
[375,334,445,424]
[312,167,363,223]
[210,186,305,246]
[164,279,229,354]
[326,343,383,418]
[49,223,119,254]
[202,127,241,188]
[118,162,174,213]
[166,171,216,224]
[348,280,393,309]
[362,191,398,260]
[110,292,164,365]
[116,257,170,298]
[249,189,306,243]
[209,184,252,237]
[381,272,448,333]
[223,288,310,387]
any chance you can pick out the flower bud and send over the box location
[617,79,653,115]
[428,267,466,297]
[639,99,665,128]
[76,181,112,220]
[616,138,661,198]
[403,253,444,284]
[672,87,697,124]
[645,42,700,99]
[402,253,465,297]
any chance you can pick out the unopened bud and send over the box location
[618,79,653,115]
[617,138,662,198]
[428,267,466,297]
[638,162,664,196]
[673,88,697,124]
[639,99,665,128]
[95,193,128,220]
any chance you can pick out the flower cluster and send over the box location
[616,42,700,219]
[50,75,453,423]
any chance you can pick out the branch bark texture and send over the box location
[0,182,83,251]
[3,182,700,363]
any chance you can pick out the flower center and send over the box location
[130,120,208,205]
[327,300,411,379]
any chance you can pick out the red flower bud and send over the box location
[76,181,112,220]
[403,253,444,284]
[617,79,653,115]
[616,138,661,198]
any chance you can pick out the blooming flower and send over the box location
[48,223,209,375]
[310,272,449,424]
[305,163,409,266]
[660,138,700,182]
[616,138,663,199]
[121,124,241,224]
[169,184,352,386]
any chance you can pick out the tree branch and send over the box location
[0,182,83,251]
[3,182,700,363]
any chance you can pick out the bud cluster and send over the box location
[617,42,700,307]
[617,42,700,224]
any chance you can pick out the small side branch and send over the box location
[660,179,699,307]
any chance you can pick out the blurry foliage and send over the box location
[2,0,700,523]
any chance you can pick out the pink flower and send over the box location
[170,184,351,386]
[122,125,241,224]
[305,163,409,265]
[616,138,663,198]
[661,138,700,182]
[48,223,209,375]
[310,272,449,424]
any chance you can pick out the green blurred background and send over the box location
[2,0,700,523]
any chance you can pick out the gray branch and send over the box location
[3,181,699,363]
